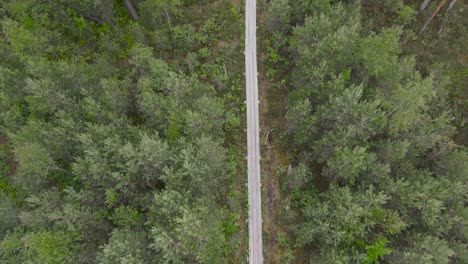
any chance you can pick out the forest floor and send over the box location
[259,69,286,263]
[257,1,288,262]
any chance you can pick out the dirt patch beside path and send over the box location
[258,8,288,260]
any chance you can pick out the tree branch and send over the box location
[124,0,140,21]
[419,0,448,34]
[421,0,431,10]
[447,0,457,12]
[164,8,173,32]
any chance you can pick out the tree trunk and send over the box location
[447,0,457,11]
[419,0,448,34]
[164,8,173,32]
[421,0,431,10]
[124,0,139,20]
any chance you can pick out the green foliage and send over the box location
[297,186,398,247]
[104,188,118,208]
[395,3,416,25]
[139,0,182,30]
[13,142,55,192]
[359,27,402,79]
[291,3,361,91]
[1,18,48,56]
[0,229,78,264]
[23,230,78,264]
[325,146,373,184]
[98,229,152,264]
[277,232,295,264]
[362,237,392,264]
[273,0,467,262]
[110,206,141,227]
[0,0,244,262]
[266,0,291,34]
[286,98,315,146]
[282,163,311,192]
[149,192,231,263]
[392,235,455,264]
[0,229,27,263]
[0,193,18,237]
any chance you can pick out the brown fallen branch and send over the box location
[419,0,448,34]
[124,0,139,20]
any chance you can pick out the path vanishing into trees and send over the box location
[245,0,263,263]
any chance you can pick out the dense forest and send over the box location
[0,0,466,263]
[264,0,466,263]
[0,0,247,263]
